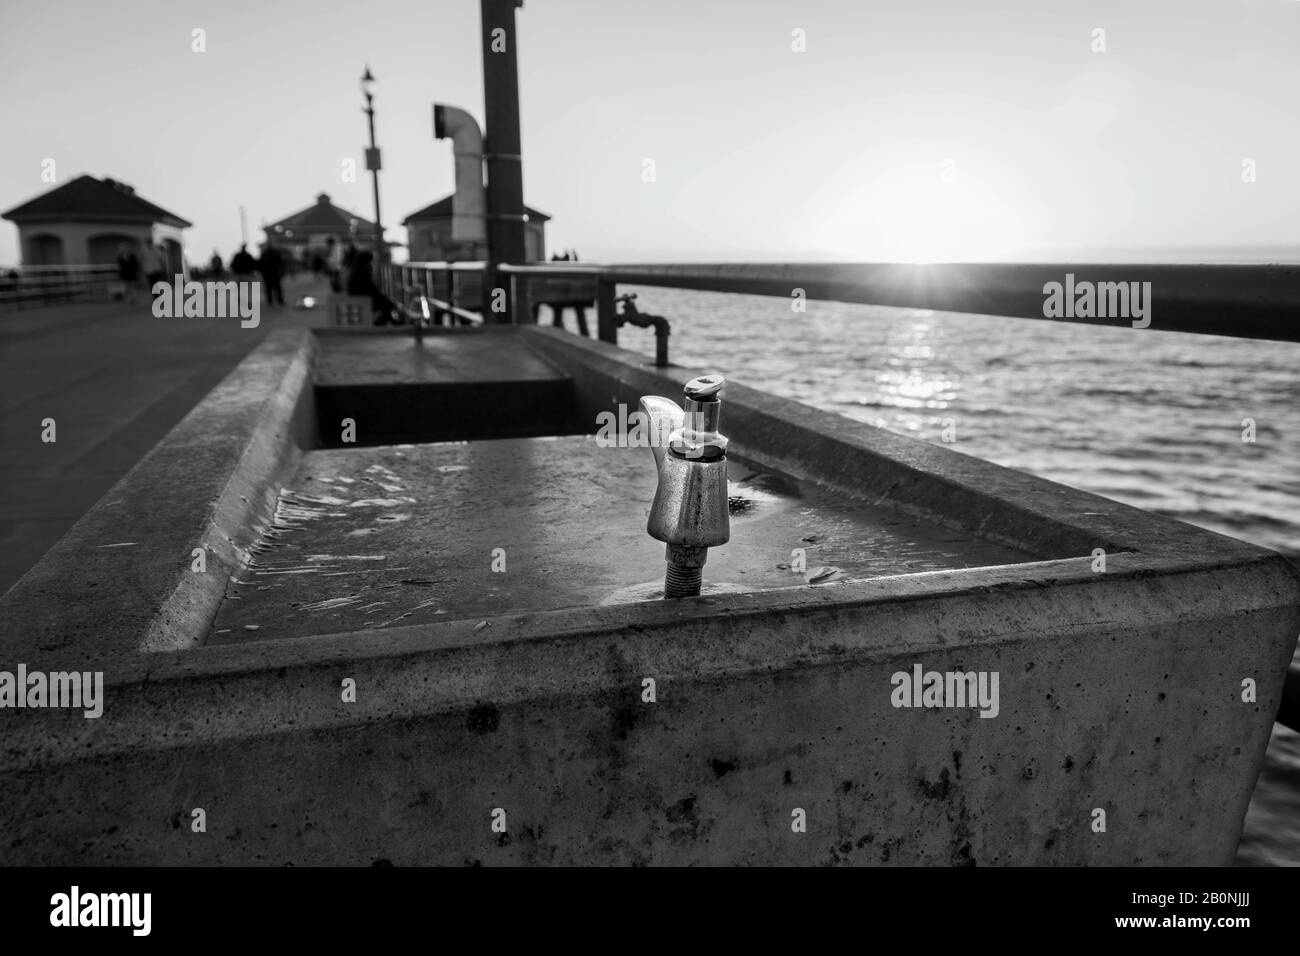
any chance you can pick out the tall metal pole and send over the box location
[481,0,527,321]
[362,67,385,270]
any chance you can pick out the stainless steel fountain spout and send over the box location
[638,375,730,599]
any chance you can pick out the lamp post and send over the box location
[361,66,385,272]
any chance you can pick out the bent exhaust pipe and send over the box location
[433,104,487,245]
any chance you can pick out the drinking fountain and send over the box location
[638,374,730,598]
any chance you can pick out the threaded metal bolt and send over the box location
[664,562,703,599]
[663,543,708,599]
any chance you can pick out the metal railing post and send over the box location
[423,269,436,325]
[511,270,536,324]
[596,276,618,344]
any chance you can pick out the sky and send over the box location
[1,0,1297,265]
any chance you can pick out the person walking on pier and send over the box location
[257,241,285,306]
[230,244,256,280]
[139,242,166,290]
[115,244,140,304]
[346,250,399,324]
[325,237,344,292]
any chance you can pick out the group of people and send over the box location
[207,243,286,306]
[308,238,399,324]
[115,241,287,307]
[113,242,173,304]
[550,249,580,261]
[116,235,395,323]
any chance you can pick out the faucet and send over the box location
[638,375,729,598]
[615,293,671,367]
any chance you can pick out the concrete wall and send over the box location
[21,222,152,265]
[1,328,1295,865]
[2,558,1296,865]
[18,221,187,276]
[152,222,186,275]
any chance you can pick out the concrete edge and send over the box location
[521,325,1269,565]
[4,551,1296,771]
[0,330,316,667]
[2,324,1293,699]
[140,332,317,651]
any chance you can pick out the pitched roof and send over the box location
[266,193,377,236]
[1,175,191,226]
[403,194,550,225]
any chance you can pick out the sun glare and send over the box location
[828,167,1026,263]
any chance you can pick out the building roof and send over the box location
[1,175,191,227]
[403,194,550,225]
[265,193,377,239]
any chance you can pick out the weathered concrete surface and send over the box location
[1,324,1297,865]
[313,328,580,444]
[315,326,566,387]
[1237,643,1300,865]
[2,559,1296,865]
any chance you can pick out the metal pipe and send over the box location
[433,105,487,246]
[423,296,481,326]
[480,0,527,323]
[614,293,670,365]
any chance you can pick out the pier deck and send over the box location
[0,275,326,595]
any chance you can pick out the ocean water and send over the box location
[614,285,1300,865]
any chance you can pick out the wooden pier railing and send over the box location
[383,261,1300,344]
[0,264,118,311]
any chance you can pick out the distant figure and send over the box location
[325,237,344,291]
[346,250,400,324]
[208,251,223,277]
[115,244,141,304]
[139,243,166,290]
[257,242,285,306]
[570,248,579,262]
[230,244,256,278]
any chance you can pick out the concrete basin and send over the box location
[1,325,1296,865]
